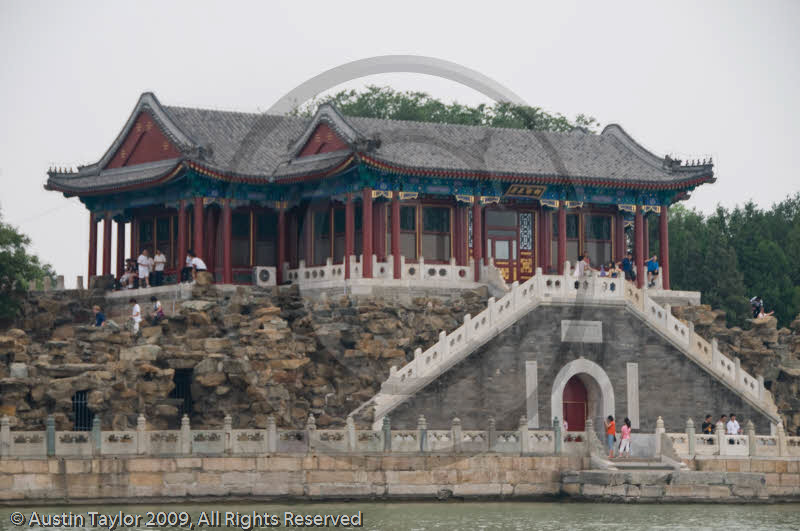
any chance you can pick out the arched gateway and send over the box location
[551,358,615,432]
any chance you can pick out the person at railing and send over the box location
[152,249,167,286]
[621,251,636,282]
[137,249,150,288]
[726,413,742,435]
[702,414,715,434]
[646,254,660,288]
[618,417,632,458]
[606,261,621,278]
[118,258,138,289]
[186,250,208,282]
[604,415,616,459]
[574,254,594,278]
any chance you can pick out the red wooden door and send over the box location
[491,237,515,283]
[563,375,587,432]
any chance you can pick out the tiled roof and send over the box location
[46,92,713,195]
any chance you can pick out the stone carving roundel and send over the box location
[267,55,528,114]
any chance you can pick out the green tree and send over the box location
[0,208,53,322]
[295,86,599,133]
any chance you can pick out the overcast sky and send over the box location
[1,0,798,285]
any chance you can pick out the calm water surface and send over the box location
[1,502,798,531]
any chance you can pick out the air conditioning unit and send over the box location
[252,266,276,287]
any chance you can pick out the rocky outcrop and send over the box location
[1,285,487,431]
[672,305,800,435]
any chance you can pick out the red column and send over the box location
[88,212,98,280]
[288,211,298,268]
[543,210,552,273]
[373,201,387,261]
[634,206,644,288]
[101,213,112,276]
[614,212,625,263]
[472,198,483,281]
[177,200,187,271]
[557,204,567,274]
[643,216,650,259]
[193,197,204,258]
[345,194,354,279]
[205,208,219,274]
[660,205,670,290]
[222,200,232,284]
[277,206,286,284]
[454,205,465,266]
[392,192,401,279]
[116,220,125,279]
[362,188,373,278]
[536,209,545,271]
[303,207,312,265]
[130,216,137,258]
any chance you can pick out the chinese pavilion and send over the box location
[45,93,714,289]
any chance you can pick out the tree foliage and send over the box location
[0,207,53,322]
[666,195,800,327]
[295,86,599,133]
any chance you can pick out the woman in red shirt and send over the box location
[604,415,616,458]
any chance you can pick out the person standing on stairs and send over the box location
[605,415,616,459]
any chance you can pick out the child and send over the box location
[150,296,165,325]
[92,305,106,327]
[130,298,141,334]
[619,417,632,458]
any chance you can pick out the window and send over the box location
[552,213,580,268]
[72,390,93,431]
[312,209,331,265]
[232,212,250,266]
[255,211,277,266]
[333,208,346,263]
[584,214,612,266]
[138,219,153,254]
[421,206,451,261]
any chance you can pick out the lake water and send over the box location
[1,502,799,530]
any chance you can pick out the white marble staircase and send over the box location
[349,264,781,430]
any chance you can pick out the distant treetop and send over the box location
[293,86,599,133]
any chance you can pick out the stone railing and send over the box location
[667,418,800,458]
[363,263,778,428]
[284,255,487,291]
[0,414,582,458]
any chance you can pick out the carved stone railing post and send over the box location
[716,420,725,456]
[511,281,520,312]
[267,416,277,453]
[346,416,356,453]
[306,414,316,453]
[553,416,562,455]
[92,416,101,456]
[180,414,191,455]
[734,358,742,387]
[777,422,787,457]
[76,275,84,290]
[746,420,756,456]
[757,375,765,401]
[463,314,472,342]
[46,415,55,457]
[452,417,462,454]
[136,414,147,454]
[417,415,427,453]
[686,418,696,458]
[654,417,665,458]
[488,416,496,452]
[519,416,529,455]
[224,414,232,455]
[711,338,721,371]
[382,416,391,453]
[0,416,9,457]
[439,330,449,359]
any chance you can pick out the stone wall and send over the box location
[0,286,487,431]
[1,454,797,504]
[388,303,773,433]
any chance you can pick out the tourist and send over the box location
[130,298,141,334]
[181,251,194,283]
[726,413,741,435]
[605,415,616,459]
[187,250,208,281]
[646,254,660,288]
[701,414,715,435]
[563,419,568,432]
[619,417,632,457]
[92,305,106,327]
[150,296,165,325]
[608,261,621,278]
[153,249,166,286]
[126,258,139,289]
[137,249,150,288]
[750,296,763,318]
[119,261,133,289]
[621,252,636,282]
[758,308,775,319]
